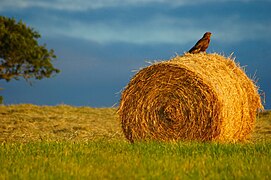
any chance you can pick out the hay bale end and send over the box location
[118,53,263,143]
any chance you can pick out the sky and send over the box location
[0,0,270,108]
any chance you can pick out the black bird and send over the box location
[188,32,212,54]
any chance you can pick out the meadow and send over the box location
[0,104,271,179]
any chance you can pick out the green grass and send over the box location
[0,105,271,179]
[0,141,271,179]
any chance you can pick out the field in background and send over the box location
[0,104,123,142]
[0,104,271,179]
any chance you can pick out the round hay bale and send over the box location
[118,53,263,143]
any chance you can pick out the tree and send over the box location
[0,16,60,104]
[0,16,60,82]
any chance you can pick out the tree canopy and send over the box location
[0,16,60,82]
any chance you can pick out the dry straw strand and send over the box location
[118,53,263,143]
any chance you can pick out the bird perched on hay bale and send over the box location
[188,32,212,54]
[118,53,263,143]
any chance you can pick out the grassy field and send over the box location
[0,104,271,179]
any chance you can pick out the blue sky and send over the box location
[0,0,270,108]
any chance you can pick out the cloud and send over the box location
[35,13,271,45]
[211,17,271,43]
[44,16,200,44]
[2,0,271,45]
[0,0,266,11]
